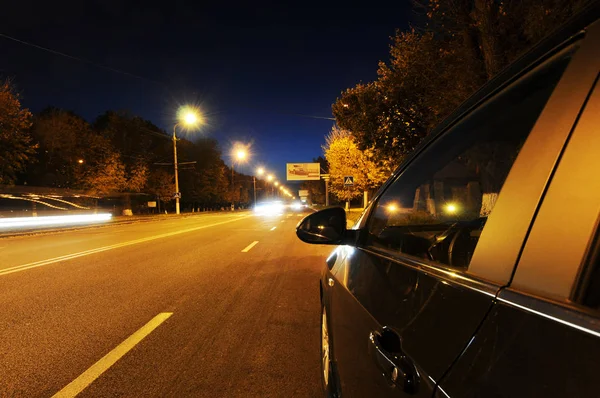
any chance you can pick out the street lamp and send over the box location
[173,106,202,215]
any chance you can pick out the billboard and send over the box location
[286,163,320,181]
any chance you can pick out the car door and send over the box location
[436,26,600,397]
[326,35,587,397]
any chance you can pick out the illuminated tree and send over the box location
[323,127,389,203]
[0,79,36,184]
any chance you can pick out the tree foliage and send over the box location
[300,156,328,204]
[30,108,112,188]
[323,127,390,202]
[333,0,590,170]
[83,153,127,195]
[0,80,37,184]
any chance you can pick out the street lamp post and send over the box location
[173,107,201,215]
[254,168,265,205]
[266,175,274,198]
[172,123,181,215]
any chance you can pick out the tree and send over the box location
[29,108,111,188]
[83,153,127,195]
[146,169,175,204]
[333,0,588,169]
[323,127,389,203]
[300,156,328,204]
[0,79,37,184]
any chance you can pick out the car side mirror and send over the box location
[296,207,354,245]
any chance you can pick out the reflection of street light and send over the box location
[445,203,458,214]
[173,106,202,215]
[386,203,398,213]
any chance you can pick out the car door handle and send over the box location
[369,328,419,394]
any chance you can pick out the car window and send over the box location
[365,46,577,270]
[572,216,600,309]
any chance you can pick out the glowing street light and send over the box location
[257,167,265,176]
[173,106,203,215]
[77,159,84,164]
[236,149,247,161]
[267,175,274,182]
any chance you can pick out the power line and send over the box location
[0,32,167,88]
[0,32,336,121]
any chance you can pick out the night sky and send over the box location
[1,1,413,181]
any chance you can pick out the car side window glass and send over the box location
[575,219,600,309]
[366,46,576,270]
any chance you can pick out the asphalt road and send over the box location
[0,210,332,397]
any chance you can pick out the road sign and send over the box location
[298,190,309,197]
[344,176,354,186]
[173,192,181,199]
[147,201,157,208]
[286,163,320,181]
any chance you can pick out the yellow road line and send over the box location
[52,312,173,397]
[1,215,250,277]
[241,241,259,252]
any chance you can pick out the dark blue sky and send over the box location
[1,1,413,181]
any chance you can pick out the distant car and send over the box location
[297,6,600,397]
[289,166,309,175]
[290,201,308,211]
[254,201,284,216]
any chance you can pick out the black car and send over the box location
[297,5,600,397]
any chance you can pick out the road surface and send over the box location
[0,210,332,397]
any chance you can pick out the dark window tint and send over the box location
[366,47,576,269]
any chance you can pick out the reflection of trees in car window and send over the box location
[366,46,575,270]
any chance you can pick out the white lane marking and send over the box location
[281,220,285,223]
[241,241,259,252]
[0,216,250,277]
[270,226,277,231]
[52,312,173,398]
[286,214,292,218]
[297,214,302,217]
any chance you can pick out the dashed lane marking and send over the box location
[52,312,173,398]
[241,241,259,252]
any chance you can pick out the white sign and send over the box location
[298,190,309,197]
[286,163,320,181]
[148,201,157,208]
